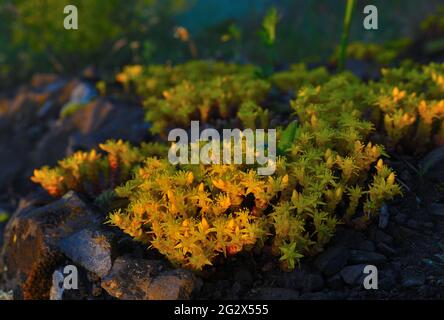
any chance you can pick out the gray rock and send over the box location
[423,222,434,229]
[67,82,98,106]
[429,203,444,217]
[406,219,420,230]
[401,269,426,288]
[378,203,390,229]
[148,270,201,300]
[420,145,444,182]
[352,240,376,252]
[370,229,393,245]
[67,99,150,152]
[314,246,350,276]
[349,250,387,264]
[283,267,324,292]
[37,100,55,119]
[31,121,76,169]
[379,269,397,290]
[234,268,253,286]
[326,273,344,290]
[0,191,102,299]
[59,229,113,278]
[376,242,396,257]
[394,213,407,224]
[340,264,367,285]
[101,256,201,300]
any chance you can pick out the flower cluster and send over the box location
[31,140,167,198]
[116,61,270,135]
[369,63,444,153]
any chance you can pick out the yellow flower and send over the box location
[387,172,395,185]
[116,72,128,84]
[174,26,190,42]
[212,179,226,190]
[186,172,194,185]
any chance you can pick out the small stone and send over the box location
[349,250,387,264]
[423,222,434,229]
[371,229,394,245]
[70,82,98,105]
[340,265,367,286]
[376,242,396,257]
[228,282,242,299]
[399,170,412,183]
[147,270,201,300]
[394,226,418,241]
[429,203,444,217]
[58,229,113,278]
[395,213,407,225]
[420,146,444,182]
[326,273,344,290]
[234,268,253,286]
[406,219,420,230]
[101,256,201,300]
[352,240,375,252]
[402,275,425,288]
[401,268,426,288]
[379,269,397,290]
[314,246,350,276]
[378,203,390,229]
[286,268,324,292]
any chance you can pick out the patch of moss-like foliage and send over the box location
[116,61,270,136]
[31,61,444,272]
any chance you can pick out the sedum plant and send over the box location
[237,101,270,130]
[31,61,428,273]
[106,79,402,270]
[420,6,444,37]
[143,73,270,135]
[31,140,168,198]
[116,60,261,98]
[368,63,444,153]
[116,60,270,136]
[270,64,329,93]
[107,118,400,271]
[331,40,411,66]
[288,75,401,230]
[108,158,289,270]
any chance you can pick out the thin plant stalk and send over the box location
[338,0,356,71]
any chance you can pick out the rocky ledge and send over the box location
[0,192,201,300]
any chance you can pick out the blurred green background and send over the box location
[0,0,442,88]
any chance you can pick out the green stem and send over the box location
[338,0,356,71]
